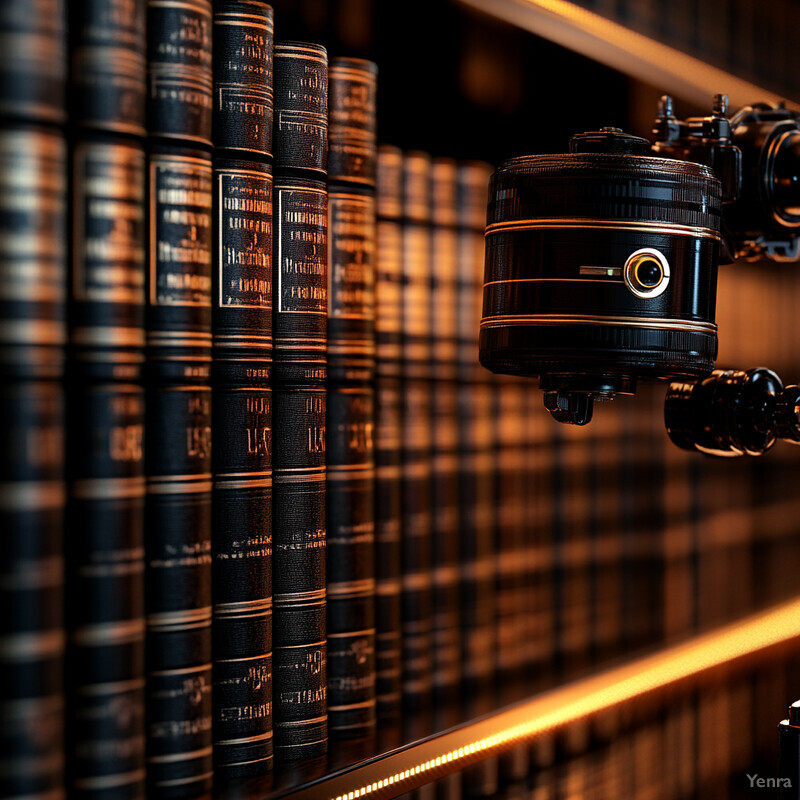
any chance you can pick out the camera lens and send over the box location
[480,128,722,423]
[721,108,800,260]
[624,249,669,298]
[771,129,800,221]
[637,261,662,286]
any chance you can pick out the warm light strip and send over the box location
[275,596,800,800]
[457,0,796,111]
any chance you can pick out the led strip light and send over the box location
[269,595,800,799]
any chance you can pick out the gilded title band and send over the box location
[216,167,273,312]
[275,184,328,316]
[149,152,213,309]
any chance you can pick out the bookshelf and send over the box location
[251,3,800,798]
[3,2,800,799]
[249,1,800,796]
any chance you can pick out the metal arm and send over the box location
[664,367,800,456]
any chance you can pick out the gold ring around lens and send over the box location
[623,248,670,299]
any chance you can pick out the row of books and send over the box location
[5,4,800,800]
[1,0,385,796]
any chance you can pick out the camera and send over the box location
[480,95,800,426]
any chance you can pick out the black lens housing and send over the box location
[479,129,723,421]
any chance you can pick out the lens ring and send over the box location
[624,248,670,298]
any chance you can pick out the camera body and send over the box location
[480,96,800,425]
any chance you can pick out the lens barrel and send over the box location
[726,113,800,256]
[480,129,722,421]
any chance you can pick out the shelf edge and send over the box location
[457,0,796,111]
[274,595,800,799]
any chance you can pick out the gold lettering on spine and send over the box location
[276,186,327,314]
[275,528,325,551]
[328,193,375,320]
[244,393,272,459]
[305,395,324,414]
[307,426,325,455]
[185,391,211,460]
[217,171,272,309]
[110,425,144,462]
[306,390,326,456]
[152,2,212,67]
[150,155,212,307]
[347,420,372,454]
[74,142,146,304]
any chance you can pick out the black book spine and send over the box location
[67,383,147,800]
[326,186,377,740]
[144,382,213,796]
[273,42,327,175]
[327,58,377,187]
[146,6,213,779]
[271,377,328,760]
[0,116,67,799]
[524,397,555,694]
[67,131,148,799]
[325,56,377,742]
[429,158,461,720]
[372,375,402,743]
[493,378,527,704]
[272,176,328,762]
[325,380,376,739]
[456,162,496,720]
[211,3,274,775]
[590,408,623,666]
[70,0,147,137]
[620,390,664,652]
[211,161,274,780]
[373,145,403,734]
[456,377,494,709]
[400,151,433,736]
[550,426,568,680]
[326,187,375,386]
[458,161,499,797]
[558,427,593,680]
[0,382,65,799]
[146,0,213,147]
[65,6,148,798]
[210,160,273,385]
[272,42,328,758]
[145,133,213,794]
[0,0,67,125]
[210,377,273,777]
